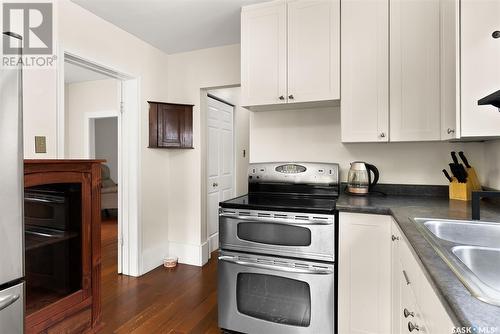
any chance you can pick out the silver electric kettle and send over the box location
[347,162,379,195]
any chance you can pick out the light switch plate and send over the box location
[35,136,47,153]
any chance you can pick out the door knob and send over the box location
[492,31,500,39]
[288,94,294,100]
[408,322,420,332]
[404,308,415,318]
[279,95,285,100]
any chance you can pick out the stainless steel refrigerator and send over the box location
[0,31,25,333]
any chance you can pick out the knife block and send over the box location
[466,167,482,191]
[449,178,472,201]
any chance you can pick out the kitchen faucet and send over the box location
[471,190,500,220]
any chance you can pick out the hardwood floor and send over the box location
[100,217,220,333]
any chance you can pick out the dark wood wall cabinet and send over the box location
[24,160,103,334]
[148,101,194,149]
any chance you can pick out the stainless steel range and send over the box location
[218,162,339,334]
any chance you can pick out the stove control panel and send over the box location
[248,162,339,185]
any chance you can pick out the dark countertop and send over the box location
[336,193,500,329]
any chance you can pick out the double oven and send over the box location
[218,162,339,334]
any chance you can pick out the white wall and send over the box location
[95,117,118,183]
[20,0,172,275]
[234,104,250,196]
[483,140,500,189]
[58,0,173,274]
[66,79,119,158]
[167,44,240,265]
[23,69,57,158]
[250,107,486,185]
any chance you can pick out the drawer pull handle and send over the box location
[408,322,420,332]
[403,270,411,285]
[404,308,415,318]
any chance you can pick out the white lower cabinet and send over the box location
[339,213,392,334]
[391,219,456,334]
[339,212,456,334]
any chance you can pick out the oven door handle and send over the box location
[0,294,20,312]
[218,256,334,275]
[219,213,332,226]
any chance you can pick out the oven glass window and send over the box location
[236,273,311,327]
[237,222,311,246]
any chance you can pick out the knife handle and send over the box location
[442,169,452,182]
[451,151,459,165]
[459,151,471,168]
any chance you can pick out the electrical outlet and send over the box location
[35,136,47,153]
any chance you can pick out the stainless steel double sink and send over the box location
[413,218,500,306]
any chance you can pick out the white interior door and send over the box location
[207,97,234,253]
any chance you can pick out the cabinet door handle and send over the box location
[447,128,455,134]
[279,95,285,100]
[408,322,420,332]
[392,234,400,241]
[403,270,411,285]
[492,31,500,39]
[380,132,386,138]
[404,308,415,318]
[288,94,294,100]
[213,182,218,187]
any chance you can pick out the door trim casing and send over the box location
[56,47,141,276]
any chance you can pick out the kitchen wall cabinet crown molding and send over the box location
[148,101,194,149]
[241,0,340,109]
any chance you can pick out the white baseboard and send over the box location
[141,243,169,275]
[168,241,210,267]
[208,232,219,254]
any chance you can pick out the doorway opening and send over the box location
[58,52,141,277]
[203,86,250,259]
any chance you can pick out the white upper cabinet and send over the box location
[461,0,500,137]
[390,0,442,141]
[241,0,340,107]
[287,0,340,104]
[341,0,389,142]
[241,1,287,106]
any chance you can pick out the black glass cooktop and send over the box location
[220,193,337,215]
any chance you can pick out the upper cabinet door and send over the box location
[287,0,340,103]
[461,0,500,137]
[341,0,389,142]
[390,0,441,142]
[241,1,287,106]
